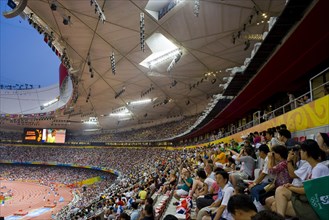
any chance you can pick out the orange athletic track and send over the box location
[0,180,73,219]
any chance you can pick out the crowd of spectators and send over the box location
[1,124,328,220]
[0,130,23,141]
[0,115,198,143]
[67,115,198,142]
[0,164,115,186]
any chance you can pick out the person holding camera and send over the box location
[265,145,312,216]
[229,147,255,188]
[173,168,193,200]
[267,140,328,219]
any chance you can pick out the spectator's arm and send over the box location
[209,199,221,207]
[213,205,225,220]
[288,185,305,194]
[287,151,298,178]
[253,172,266,185]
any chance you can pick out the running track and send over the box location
[0,180,72,219]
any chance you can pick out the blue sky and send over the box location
[0,1,60,87]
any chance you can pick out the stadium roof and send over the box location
[3,0,324,136]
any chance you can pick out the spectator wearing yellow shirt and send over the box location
[214,148,227,167]
[137,186,147,203]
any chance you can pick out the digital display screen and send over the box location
[23,128,66,143]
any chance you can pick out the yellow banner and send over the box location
[75,176,101,186]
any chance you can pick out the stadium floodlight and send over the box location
[82,117,98,125]
[127,99,152,105]
[147,48,182,68]
[110,108,132,117]
[42,97,59,108]
[110,112,132,117]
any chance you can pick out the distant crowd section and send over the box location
[67,115,198,142]
[0,164,115,186]
[0,130,23,141]
[0,146,168,175]
[0,115,198,143]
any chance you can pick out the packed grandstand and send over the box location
[1,0,329,220]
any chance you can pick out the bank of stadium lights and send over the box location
[26,13,71,69]
[257,13,268,26]
[167,50,183,72]
[86,88,91,103]
[114,87,126,99]
[110,52,116,75]
[40,97,59,110]
[61,48,71,69]
[140,13,145,52]
[153,97,172,108]
[28,14,44,34]
[110,108,132,117]
[127,98,152,105]
[89,0,106,23]
[189,71,219,91]
[147,48,182,69]
[82,117,98,125]
[141,84,154,98]
[87,53,94,78]
[244,40,250,51]
[193,0,200,17]
[232,7,269,46]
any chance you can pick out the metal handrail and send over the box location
[215,80,329,140]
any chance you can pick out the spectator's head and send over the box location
[234,183,246,195]
[278,129,291,142]
[227,194,257,220]
[204,163,213,175]
[215,170,229,187]
[258,144,270,159]
[227,157,235,165]
[119,212,130,220]
[213,167,224,173]
[163,214,179,220]
[300,139,325,162]
[196,169,207,180]
[265,129,274,141]
[244,146,254,156]
[145,197,154,206]
[271,145,288,160]
[143,204,153,217]
[251,210,284,220]
[131,202,138,210]
[280,124,287,130]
